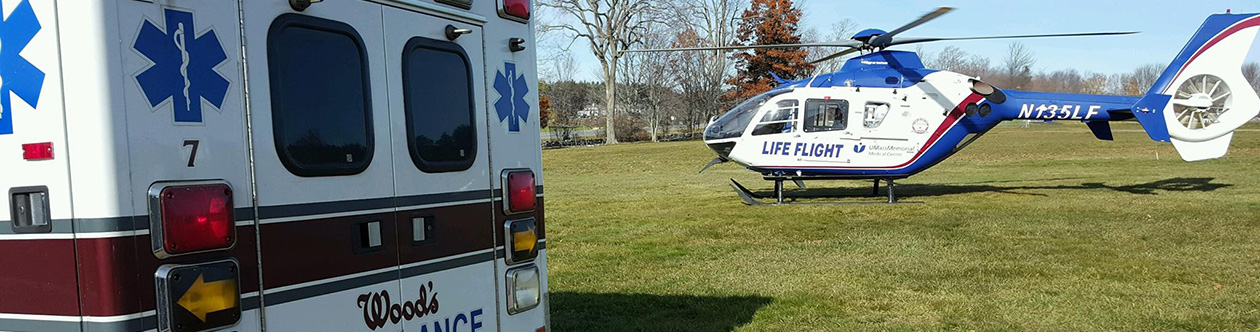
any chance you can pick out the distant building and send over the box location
[578,103,601,118]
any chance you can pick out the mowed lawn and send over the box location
[542,122,1260,332]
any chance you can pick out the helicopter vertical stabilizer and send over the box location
[1136,13,1260,161]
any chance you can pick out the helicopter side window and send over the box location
[752,100,799,136]
[864,102,891,128]
[804,99,849,132]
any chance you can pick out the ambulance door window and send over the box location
[864,102,890,128]
[752,99,798,136]
[267,15,374,177]
[804,99,848,132]
[402,37,476,173]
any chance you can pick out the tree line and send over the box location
[537,0,1260,144]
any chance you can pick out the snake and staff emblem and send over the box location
[173,22,192,114]
[133,8,230,124]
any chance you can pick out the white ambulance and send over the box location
[0,0,548,331]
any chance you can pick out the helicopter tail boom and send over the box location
[997,13,1260,161]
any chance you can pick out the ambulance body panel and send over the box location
[0,1,547,331]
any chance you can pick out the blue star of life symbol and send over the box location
[0,0,44,135]
[134,7,228,124]
[493,62,530,132]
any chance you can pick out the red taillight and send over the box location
[505,170,536,214]
[152,183,235,257]
[503,0,530,20]
[22,142,53,160]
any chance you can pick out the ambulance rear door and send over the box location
[0,1,79,328]
[241,2,403,330]
[382,6,499,331]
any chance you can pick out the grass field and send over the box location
[542,122,1260,331]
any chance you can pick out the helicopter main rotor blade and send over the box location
[888,31,1139,47]
[868,7,954,48]
[620,41,863,54]
[809,47,863,65]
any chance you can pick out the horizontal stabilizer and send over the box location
[1085,121,1113,141]
[1172,133,1233,161]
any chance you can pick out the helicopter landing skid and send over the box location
[729,178,924,206]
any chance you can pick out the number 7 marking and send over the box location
[183,139,199,168]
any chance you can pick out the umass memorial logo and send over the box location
[356,281,486,331]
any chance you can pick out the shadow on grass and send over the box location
[752,177,1231,199]
[550,292,771,332]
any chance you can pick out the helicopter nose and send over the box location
[706,141,736,160]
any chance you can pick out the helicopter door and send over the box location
[797,98,855,164]
[750,99,800,137]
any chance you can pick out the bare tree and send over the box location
[1105,73,1129,95]
[915,45,933,68]
[1001,42,1035,89]
[1082,73,1109,95]
[1243,61,1260,94]
[550,52,578,83]
[619,28,677,142]
[1029,69,1086,93]
[671,29,717,136]
[543,0,663,144]
[546,81,593,141]
[966,55,996,80]
[1249,62,1260,120]
[932,46,968,73]
[807,19,859,72]
[534,5,568,82]
[1115,63,1163,96]
[671,0,747,135]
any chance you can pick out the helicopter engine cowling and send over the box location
[968,79,1007,104]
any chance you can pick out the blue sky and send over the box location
[542,0,1260,81]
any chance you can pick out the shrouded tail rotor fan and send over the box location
[1171,74,1232,130]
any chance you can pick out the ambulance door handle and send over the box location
[352,220,384,254]
[509,38,526,52]
[445,25,472,41]
[8,186,51,234]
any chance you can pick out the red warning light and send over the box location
[22,142,53,160]
[153,183,236,257]
[503,0,531,20]
[504,170,536,214]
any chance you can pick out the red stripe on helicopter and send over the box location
[764,93,985,170]
[1170,14,1260,86]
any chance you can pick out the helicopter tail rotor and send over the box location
[1130,12,1260,161]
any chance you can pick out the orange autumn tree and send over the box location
[727,0,813,101]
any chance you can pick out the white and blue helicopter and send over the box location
[626,8,1260,205]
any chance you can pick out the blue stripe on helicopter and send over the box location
[774,51,938,90]
[1148,13,1260,95]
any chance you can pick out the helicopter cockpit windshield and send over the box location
[704,89,793,141]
